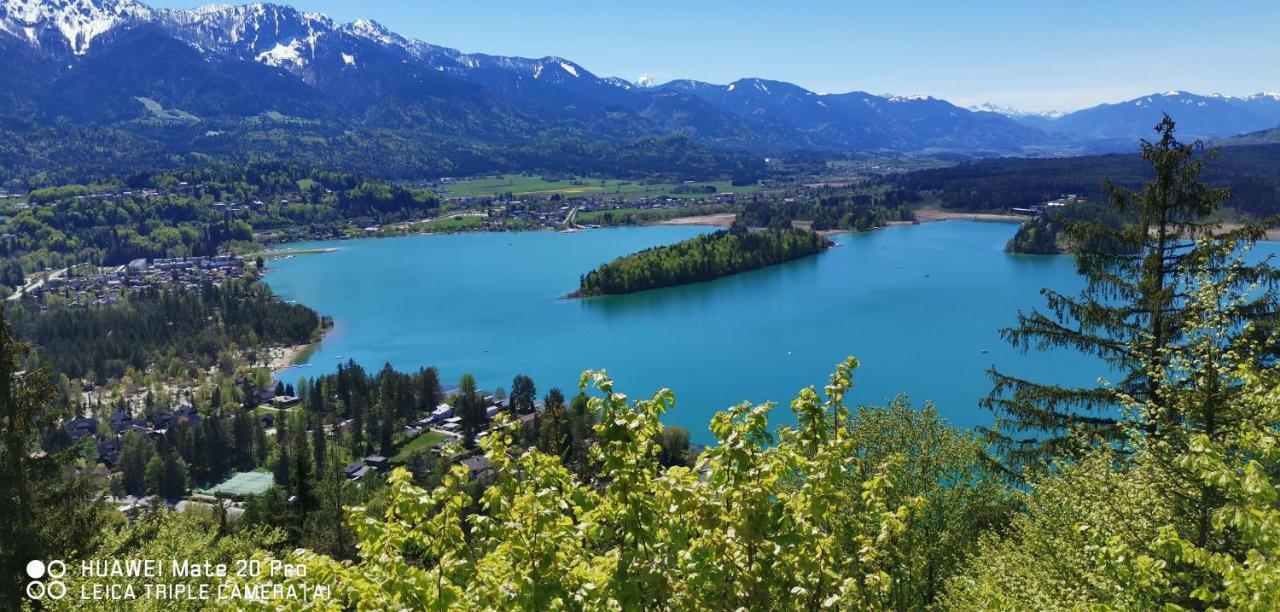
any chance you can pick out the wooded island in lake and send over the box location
[570,222,832,297]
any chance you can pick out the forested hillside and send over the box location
[738,187,918,231]
[7,280,320,383]
[887,142,1280,216]
[0,164,438,279]
[0,123,768,188]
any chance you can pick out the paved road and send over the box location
[7,267,67,301]
[562,205,580,228]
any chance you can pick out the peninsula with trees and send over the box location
[569,222,832,297]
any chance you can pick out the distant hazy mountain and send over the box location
[656,79,1052,152]
[977,92,1280,142]
[1219,125,1280,146]
[0,0,1054,166]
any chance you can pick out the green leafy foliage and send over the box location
[44,509,283,612]
[228,359,1017,609]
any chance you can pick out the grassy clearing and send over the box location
[198,471,275,496]
[417,215,487,232]
[577,204,733,225]
[391,430,451,463]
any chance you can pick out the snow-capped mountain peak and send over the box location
[0,0,152,54]
[343,17,398,46]
[0,0,452,73]
[967,102,1065,118]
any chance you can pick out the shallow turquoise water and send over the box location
[266,221,1109,442]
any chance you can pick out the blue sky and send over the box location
[150,0,1280,112]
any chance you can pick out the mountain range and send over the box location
[1,0,1278,182]
[986,92,1280,142]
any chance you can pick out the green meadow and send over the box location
[436,174,761,200]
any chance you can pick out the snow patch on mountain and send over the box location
[256,38,304,68]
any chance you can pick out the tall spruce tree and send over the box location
[982,116,1279,470]
[311,414,327,474]
[457,373,483,448]
[290,414,316,516]
[416,366,442,413]
[0,315,110,606]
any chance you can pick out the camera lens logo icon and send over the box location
[25,560,66,600]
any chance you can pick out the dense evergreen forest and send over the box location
[738,187,918,231]
[573,223,831,296]
[886,142,1280,216]
[0,122,765,188]
[6,279,320,383]
[0,164,439,279]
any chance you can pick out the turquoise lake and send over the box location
[265,221,1109,443]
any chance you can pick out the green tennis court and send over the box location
[200,471,275,496]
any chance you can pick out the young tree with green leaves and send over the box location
[46,510,282,612]
[243,360,994,609]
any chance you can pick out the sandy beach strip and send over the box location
[654,213,738,226]
[913,206,1027,224]
[268,343,317,372]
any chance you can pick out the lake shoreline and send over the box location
[650,207,1028,237]
[260,221,1095,443]
[268,342,316,372]
[268,321,335,379]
